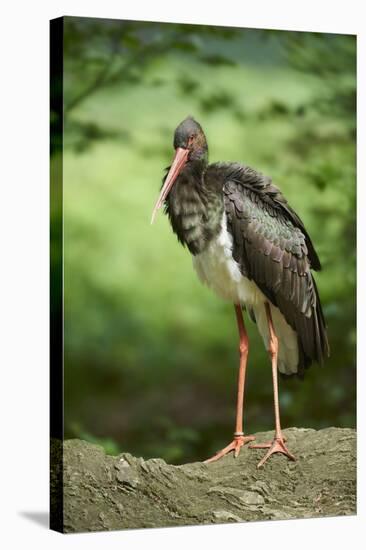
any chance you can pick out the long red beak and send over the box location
[151,147,189,224]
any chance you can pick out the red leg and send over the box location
[204,304,255,463]
[249,303,296,468]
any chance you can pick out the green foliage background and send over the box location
[53,17,356,463]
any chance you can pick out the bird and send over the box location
[151,116,329,468]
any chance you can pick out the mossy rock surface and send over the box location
[52,427,356,533]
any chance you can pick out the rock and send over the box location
[212,510,244,522]
[114,457,140,488]
[51,427,356,533]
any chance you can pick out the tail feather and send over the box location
[249,276,329,378]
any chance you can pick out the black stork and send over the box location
[151,116,329,468]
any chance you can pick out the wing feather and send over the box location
[220,164,329,375]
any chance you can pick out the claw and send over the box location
[250,435,296,468]
[204,434,255,464]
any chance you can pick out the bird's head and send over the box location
[173,116,208,161]
[151,116,208,223]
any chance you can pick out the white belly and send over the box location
[192,214,267,307]
[192,213,299,374]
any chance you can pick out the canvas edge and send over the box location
[50,15,65,534]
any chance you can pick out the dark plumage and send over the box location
[165,160,223,255]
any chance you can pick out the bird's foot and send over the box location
[249,434,296,468]
[204,432,255,464]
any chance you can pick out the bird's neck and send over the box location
[190,147,208,164]
[182,158,208,180]
[166,159,224,256]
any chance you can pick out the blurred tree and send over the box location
[51,17,240,154]
[54,20,356,462]
[285,32,356,123]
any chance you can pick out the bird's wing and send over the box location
[220,163,329,373]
